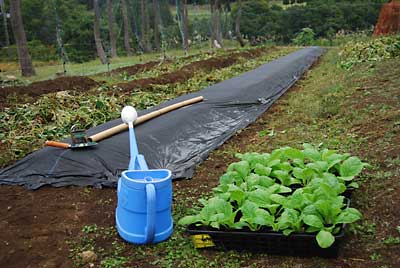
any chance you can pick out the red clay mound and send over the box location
[0,76,98,110]
[373,0,400,36]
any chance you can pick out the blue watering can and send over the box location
[116,106,173,244]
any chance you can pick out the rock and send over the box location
[6,75,17,80]
[55,90,70,98]
[79,250,97,263]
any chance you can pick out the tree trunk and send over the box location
[144,0,151,51]
[107,0,118,58]
[56,22,68,63]
[121,0,133,56]
[153,0,160,51]
[223,7,228,39]
[210,1,215,47]
[1,0,11,58]
[140,0,146,51]
[182,0,189,53]
[235,0,245,47]
[53,1,69,63]
[140,0,150,52]
[93,0,108,64]
[9,0,35,76]
[1,0,10,47]
[211,0,223,48]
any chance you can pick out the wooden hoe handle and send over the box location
[89,96,204,142]
[45,140,71,149]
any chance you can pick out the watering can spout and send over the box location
[121,106,148,171]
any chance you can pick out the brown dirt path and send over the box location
[0,186,115,268]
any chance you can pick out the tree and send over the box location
[93,0,107,64]
[53,0,68,63]
[145,0,151,51]
[9,0,35,76]
[210,0,223,48]
[107,0,118,58]
[235,0,245,46]
[153,0,161,51]
[177,0,189,52]
[121,0,133,56]
[222,0,231,39]
[1,0,10,47]
[182,0,189,52]
[140,0,151,52]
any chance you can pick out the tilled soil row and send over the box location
[116,47,271,91]
[105,52,211,76]
[107,60,160,76]
[102,50,226,77]
[0,76,99,111]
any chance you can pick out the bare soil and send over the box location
[108,60,160,76]
[103,50,218,76]
[0,186,115,268]
[0,76,99,111]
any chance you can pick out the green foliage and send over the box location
[0,75,25,88]
[233,0,385,44]
[0,40,58,62]
[339,35,400,70]
[1,0,177,62]
[20,0,96,62]
[292,28,316,46]
[179,144,368,248]
[232,0,283,41]
[101,256,128,268]
[82,224,98,234]
[0,0,386,63]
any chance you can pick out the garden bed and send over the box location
[116,47,272,91]
[0,47,399,268]
[0,76,99,110]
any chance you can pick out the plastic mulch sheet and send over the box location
[0,47,324,189]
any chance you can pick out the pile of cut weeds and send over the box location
[116,47,272,91]
[0,76,98,110]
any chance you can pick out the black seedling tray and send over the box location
[187,224,345,258]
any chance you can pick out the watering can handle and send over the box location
[145,183,156,243]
